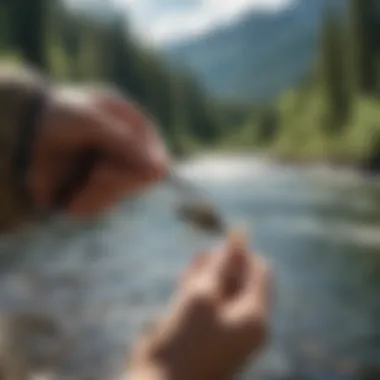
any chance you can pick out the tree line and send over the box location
[240,0,380,170]
[3,1,379,168]
[0,0,231,156]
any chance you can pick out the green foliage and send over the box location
[348,0,378,94]
[242,0,380,169]
[319,10,351,130]
[8,1,50,71]
[3,0,380,168]
[0,0,228,156]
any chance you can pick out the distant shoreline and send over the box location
[175,150,380,178]
[271,154,380,176]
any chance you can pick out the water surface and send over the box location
[0,155,379,380]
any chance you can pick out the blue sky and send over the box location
[69,0,295,45]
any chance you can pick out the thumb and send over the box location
[208,228,249,298]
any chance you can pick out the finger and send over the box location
[71,105,166,188]
[29,161,61,211]
[225,254,272,323]
[179,251,210,288]
[92,91,149,138]
[208,228,250,298]
[54,87,165,167]
[189,251,210,273]
[30,152,79,211]
[90,113,168,183]
[54,100,137,164]
[68,104,166,181]
[249,256,272,318]
[209,228,247,273]
[92,93,169,177]
[132,314,166,359]
[31,95,166,211]
[31,157,151,214]
[66,161,148,217]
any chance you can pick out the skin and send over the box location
[129,231,272,380]
[20,87,272,379]
[28,87,168,217]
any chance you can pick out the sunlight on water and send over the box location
[177,154,380,187]
[177,154,277,182]
[1,156,380,380]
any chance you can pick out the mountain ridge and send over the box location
[162,0,346,102]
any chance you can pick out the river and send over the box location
[0,155,379,380]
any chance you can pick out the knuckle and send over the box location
[191,290,213,307]
[188,288,216,314]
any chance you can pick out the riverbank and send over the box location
[269,153,380,176]
[178,145,380,179]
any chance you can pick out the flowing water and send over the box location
[0,155,379,380]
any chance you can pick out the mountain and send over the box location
[162,0,346,103]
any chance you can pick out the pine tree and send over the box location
[319,10,351,129]
[348,0,377,94]
[10,0,49,72]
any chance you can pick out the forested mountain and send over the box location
[1,0,380,169]
[220,0,380,170]
[163,0,347,102]
[0,0,230,155]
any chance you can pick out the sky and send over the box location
[70,0,295,46]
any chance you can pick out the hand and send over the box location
[28,87,169,217]
[129,230,272,380]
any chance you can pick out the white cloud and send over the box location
[132,0,295,45]
[75,0,295,45]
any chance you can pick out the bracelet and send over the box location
[12,87,49,206]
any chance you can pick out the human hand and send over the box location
[129,230,272,380]
[28,87,169,217]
